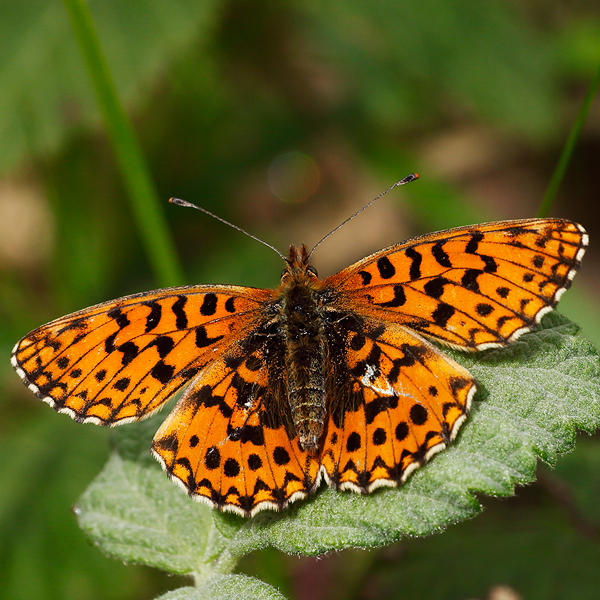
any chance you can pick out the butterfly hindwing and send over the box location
[152,332,321,516]
[321,318,475,491]
[11,285,270,425]
[328,219,587,350]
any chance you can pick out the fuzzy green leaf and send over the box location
[155,575,286,600]
[76,312,600,589]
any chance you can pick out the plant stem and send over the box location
[538,61,600,218]
[62,0,184,287]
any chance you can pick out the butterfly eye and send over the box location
[307,266,318,278]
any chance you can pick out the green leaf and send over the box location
[76,312,600,589]
[74,416,219,575]
[155,575,286,600]
[198,574,287,600]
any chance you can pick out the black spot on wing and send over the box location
[423,277,449,299]
[375,284,406,308]
[273,446,290,465]
[365,395,398,425]
[56,356,69,369]
[224,458,240,477]
[410,404,428,425]
[372,428,386,446]
[388,343,426,383]
[431,241,452,268]
[205,446,220,469]
[172,296,188,330]
[113,377,130,391]
[151,361,175,384]
[191,385,233,419]
[200,293,218,316]
[431,303,455,328]
[377,256,396,279]
[227,423,265,446]
[358,270,372,285]
[481,256,498,273]
[195,326,225,348]
[346,432,361,453]
[147,335,175,358]
[465,231,484,254]
[108,308,130,330]
[395,421,409,441]
[225,297,236,313]
[105,332,117,353]
[144,301,162,332]
[461,269,481,292]
[536,234,550,249]
[475,303,493,317]
[405,247,422,280]
[496,315,512,330]
[118,341,139,366]
[248,454,262,470]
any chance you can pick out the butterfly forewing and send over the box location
[328,219,587,350]
[12,285,270,425]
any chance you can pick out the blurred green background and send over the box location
[1,1,600,599]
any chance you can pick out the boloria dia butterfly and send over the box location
[12,183,587,516]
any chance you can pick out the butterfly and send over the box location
[11,182,587,517]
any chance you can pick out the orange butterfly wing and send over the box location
[316,218,587,494]
[11,285,271,425]
[152,333,321,516]
[327,219,587,350]
[319,319,475,492]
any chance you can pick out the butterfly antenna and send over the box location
[169,198,287,261]
[308,173,419,258]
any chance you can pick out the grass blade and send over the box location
[62,0,184,287]
[538,61,600,218]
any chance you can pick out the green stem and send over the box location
[62,0,184,287]
[538,61,600,218]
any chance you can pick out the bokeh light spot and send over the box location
[268,152,320,204]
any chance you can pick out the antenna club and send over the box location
[169,197,192,207]
[398,173,419,185]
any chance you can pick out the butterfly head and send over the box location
[281,244,319,284]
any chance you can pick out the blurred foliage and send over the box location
[1,0,599,599]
